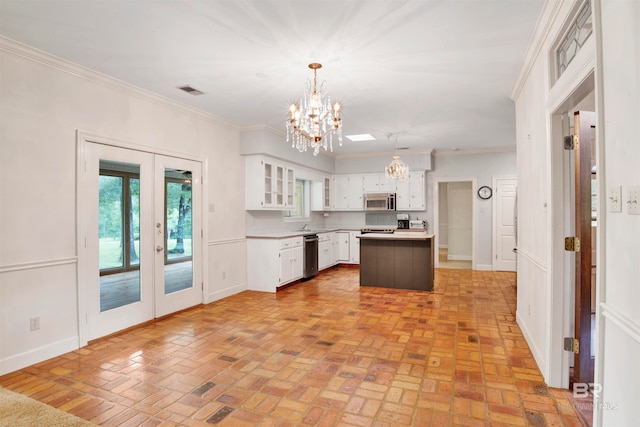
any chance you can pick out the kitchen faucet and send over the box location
[300,223,310,231]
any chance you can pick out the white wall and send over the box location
[0,38,247,374]
[438,183,449,247]
[447,182,473,260]
[596,1,640,425]
[427,150,517,269]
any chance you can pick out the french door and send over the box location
[81,142,202,341]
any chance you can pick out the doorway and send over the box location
[78,139,203,344]
[433,178,476,269]
[549,76,596,426]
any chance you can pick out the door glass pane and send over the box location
[164,168,193,294]
[99,161,141,312]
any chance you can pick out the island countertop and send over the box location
[358,232,434,291]
[357,232,434,241]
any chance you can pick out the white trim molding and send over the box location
[0,337,78,376]
[600,303,640,345]
[0,36,236,129]
[0,257,77,274]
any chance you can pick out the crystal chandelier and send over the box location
[286,63,343,156]
[385,134,409,180]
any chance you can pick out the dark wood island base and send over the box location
[358,232,434,291]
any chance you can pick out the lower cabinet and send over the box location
[349,231,361,264]
[280,245,303,284]
[247,236,303,292]
[318,233,333,271]
[334,231,350,262]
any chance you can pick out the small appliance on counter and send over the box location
[397,213,410,229]
[409,220,426,230]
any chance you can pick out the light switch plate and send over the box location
[627,185,640,215]
[609,186,622,213]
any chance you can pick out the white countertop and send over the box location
[246,228,362,239]
[357,231,434,241]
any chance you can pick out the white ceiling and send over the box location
[0,0,544,155]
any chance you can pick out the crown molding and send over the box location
[0,36,237,129]
[434,146,516,156]
[510,0,565,101]
[333,148,434,159]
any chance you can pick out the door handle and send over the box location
[156,245,164,253]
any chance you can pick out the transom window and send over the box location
[556,1,593,79]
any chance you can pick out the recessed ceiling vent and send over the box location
[177,85,204,96]
[397,147,410,150]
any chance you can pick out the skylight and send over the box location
[345,134,376,142]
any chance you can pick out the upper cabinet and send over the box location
[246,156,295,210]
[395,171,426,211]
[310,176,332,212]
[363,173,395,193]
[245,154,426,212]
[332,175,364,211]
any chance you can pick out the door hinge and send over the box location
[564,337,580,354]
[564,135,579,150]
[564,236,581,252]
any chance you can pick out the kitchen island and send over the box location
[357,232,434,291]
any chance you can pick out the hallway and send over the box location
[0,267,584,426]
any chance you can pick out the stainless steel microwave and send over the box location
[364,193,396,211]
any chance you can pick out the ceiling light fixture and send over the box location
[385,133,409,180]
[286,63,343,156]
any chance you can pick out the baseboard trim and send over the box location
[515,310,546,378]
[206,282,247,304]
[448,255,472,261]
[0,337,78,376]
[475,264,493,271]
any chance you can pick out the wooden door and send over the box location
[571,110,596,385]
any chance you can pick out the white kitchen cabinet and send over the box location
[310,176,331,211]
[395,171,426,211]
[349,231,361,264]
[332,175,349,210]
[334,231,350,262]
[245,155,295,210]
[280,245,303,285]
[347,175,364,210]
[285,167,295,208]
[323,177,331,210]
[318,233,333,270]
[332,175,364,210]
[363,173,394,193]
[247,236,303,292]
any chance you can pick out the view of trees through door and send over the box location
[99,161,141,312]
[98,162,194,312]
[163,169,194,294]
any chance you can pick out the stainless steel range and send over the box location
[360,228,395,234]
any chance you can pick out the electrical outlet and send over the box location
[30,317,40,331]
[609,186,622,213]
[627,185,640,215]
[222,271,226,280]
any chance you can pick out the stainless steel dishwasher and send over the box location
[303,234,319,279]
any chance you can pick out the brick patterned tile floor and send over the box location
[0,267,586,426]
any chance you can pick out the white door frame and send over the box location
[492,176,517,272]
[433,177,477,270]
[76,131,208,346]
[547,70,596,390]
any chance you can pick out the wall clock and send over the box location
[478,186,492,200]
